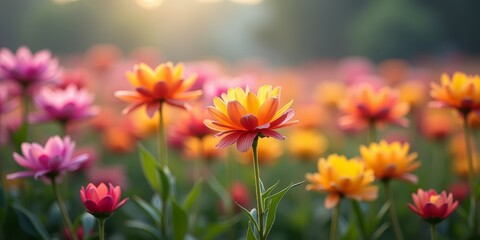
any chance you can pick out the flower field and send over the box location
[1,2,480,240]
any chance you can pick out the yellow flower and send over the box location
[430,72,480,114]
[360,140,420,183]
[288,129,328,161]
[339,84,409,129]
[305,154,378,208]
[204,85,298,152]
[115,62,202,117]
[183,135,226,162]
[314,81,346,107]
[453,153,480,178]
[240,137,283,165]
[398,80,427,108]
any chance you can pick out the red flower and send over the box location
[408,189,458,224]
[80,183,128,218]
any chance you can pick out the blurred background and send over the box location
[2,0,480,64]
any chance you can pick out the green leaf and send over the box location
[261,181,279,203]
[202,216,241,240]
[246,222,258,240]
[125,220,164,239]
[208,176,231,214]
[237,204,259,232]
[133,196,161,225]
[12,123,28,151]
[372,222,390,240]
[171,200,188,240]
[12,203,50,240]
[264,181,303,237]
[81,213,95,240]
[183,180,202,212]
[259,179,265,194]
[138,144,161,193]
[158,166,173,201]
[375,201,391,221]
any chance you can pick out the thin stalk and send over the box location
[368,120,377,144]
[351,200,368,240]
[157,103,167,167]
[330,202,340,240]
[21,90,29,137]
[383,181,403,240]
[463,112,478,235]
[98,218,106,240]
[51,180,77,240]
[430,224,436,240]
[252,136,265,240]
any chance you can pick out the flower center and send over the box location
[429,195,440,204]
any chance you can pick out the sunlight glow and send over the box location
[135,0,164,9]
[230,0,263,5]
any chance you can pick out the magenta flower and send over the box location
[80,183,128,218]
[408,189,458,224]
[0,86,18,114]
[30,85,99,124]
[0,46,60,88]
[6,136,88,182]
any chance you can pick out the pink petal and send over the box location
[113,198,129,211]
[260,129,285,140]
[240,114,259,130]
[98,196,114,212]
[236,132,258,152]
[215,132,242,149]
[83,200,99,213]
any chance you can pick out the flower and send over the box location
[0,85,18,114]
[305,154,378,208]
[430,72,480,114]
[183,135,226,161]
[419,109,455,141]
[30,85,98,124]
[0,46,60,88]
[6,136,88,182]
[314,81,346,108]
[204,85,298,152]
[239,136,283,165]
[408,189,458,224]
[338,84,409,129]
[360,140,420,183]
[288,129,328,161]
[80,182,128,218]
[114,62,202,117]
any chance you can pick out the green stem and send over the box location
[252,136,265,240]
[430,224,436,240]
[51,180,77,240]
[21,90,29,138]
[351,200,368,240]
[330,202,340,240]
[368,120,377,144]
[157,102,167,167]
[196,136,205,180]
[383,181,403,240]
[463,112,478,235]
[98,218,106,240]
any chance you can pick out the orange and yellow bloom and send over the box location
[115,62,202,117]
[360,140,420,183]
[339,84,409,129]
[305,154,378,208]
[430,72,480,114]
[204,85,298,152]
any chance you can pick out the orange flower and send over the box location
[115,62,202,117]
[430,72,480,114]
[204,85,298,152]
[239,137,283,165]
[339,84,409,129]
[360,140,420,183]
[288,129,328,161]
[305,154,378,208]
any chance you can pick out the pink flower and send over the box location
[30,85,99,124]
[0,86,18,114]
[6,136,88,182]
[408,189,458,224]
[0,46,60,88]
[80,183,128,218]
